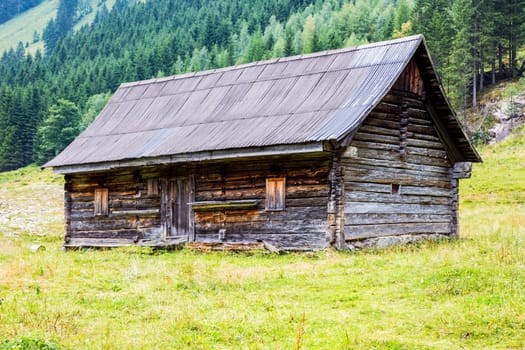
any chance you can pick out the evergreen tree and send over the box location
[246,30,265,62]
[35,99,80,164]
[394,0,411,32]
[449,0,475,113]
[412,0,454,88]
[284,28,294,56]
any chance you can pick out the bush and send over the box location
[0,337,60,350]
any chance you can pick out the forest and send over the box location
[0,0,524,171]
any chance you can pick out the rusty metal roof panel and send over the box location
[46,35,479,169]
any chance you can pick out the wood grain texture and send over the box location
[64,155,331,250]
[343,89,455,242]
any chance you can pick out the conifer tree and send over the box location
[35,99,80,164]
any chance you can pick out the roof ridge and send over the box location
[112,59,410,103]
[119,35,424,89]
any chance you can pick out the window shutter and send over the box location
[94,188,109,216]
[147,178,159,196]
[266,178,285,211]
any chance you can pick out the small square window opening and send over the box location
[391,183,401,195]
[266,177,286,211]
[94,188,109,216]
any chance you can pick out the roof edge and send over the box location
[320,35,424,143]
[48,142,328,174]
[417,37,482,163]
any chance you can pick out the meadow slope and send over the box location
[0,0,115,55]
[0,129,524,349]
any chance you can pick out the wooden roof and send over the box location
[46,35,480,173]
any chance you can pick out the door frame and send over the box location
[160,175,194,241]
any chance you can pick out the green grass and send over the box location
[0,0,115,55]
[0,0,59,55]
[0,132,524,349]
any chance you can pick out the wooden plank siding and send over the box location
[65,168,164,246]
[64,155,331,250]
[342,88,455,242]
[193,156,330,250]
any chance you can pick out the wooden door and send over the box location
[161,176,194,240]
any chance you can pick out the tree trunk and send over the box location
[498,43,503,74]
[511,44,517,77]
[472,61,477,108]
[479,61,484,92]
[491,59,496,85]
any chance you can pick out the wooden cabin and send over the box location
[45,35,481,250]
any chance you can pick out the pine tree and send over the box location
[284,28,294,56]
[449,0,475,112]
[302,15,317,53]
[412,0,454,89]
[246,30,265,62]
[35,99,80,164]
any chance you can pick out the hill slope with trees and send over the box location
[0,0,523,171]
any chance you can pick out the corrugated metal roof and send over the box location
[45,34,479,170]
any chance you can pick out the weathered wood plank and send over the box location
[195,219,326,235]
[344,191,451,205]
[352,132,400,145]
[400,185,452,197]
[68,229,143,239]
[111,209,160,217]
[70,217,160,230]
[341,157,450,175]
[194,232,327,249]
[351,147,450,167]
[194,207,326,223]
[344,165,450,187]
[345,213,452,225]
[452,162,472,179]
[345,222,451,240]
[407,138,446,150]
[190,200,259,211]
[358,124,400,137]
[344,202,451,215]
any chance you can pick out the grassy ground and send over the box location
[0,130,524,349]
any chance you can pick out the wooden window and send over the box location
[147,178,159,196]
[266,177,286,211]
[94,188,109,216]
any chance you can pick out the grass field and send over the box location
[0,128,524,349]
[0,0,115,55]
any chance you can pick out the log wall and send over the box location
[64,168,165,246]
[342,89,456,243]
[192,155,330,250]
[63,155,331,250]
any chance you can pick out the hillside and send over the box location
[0,0,115,55]
[0,128,523,348]
[0,0,58,55]
[466,77,525,144]
[0,0,43,25]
